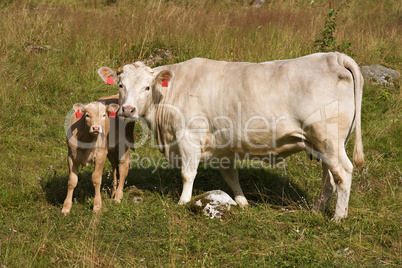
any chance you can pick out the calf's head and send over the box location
[98,62,172,122]
[73,102,119,136]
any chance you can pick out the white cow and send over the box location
[98,52,364,220]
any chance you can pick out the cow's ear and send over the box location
[154,70,173,87]
[107,103,119,113]
[98,67,118,85]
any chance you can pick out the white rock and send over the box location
[190,190,237,219]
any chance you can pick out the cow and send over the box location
[98,52,364,221]
[62,96,134,215]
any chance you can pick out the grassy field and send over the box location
[0,0,401,266]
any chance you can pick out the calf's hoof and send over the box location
[61,202,72,215]
[93,204,102,213]
[114,190,124,203]
[61,208,70,216]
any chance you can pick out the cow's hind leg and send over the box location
[317,147,353,221]
[219,162,249,208]
[332,151,353,221]
[314,162,336,213]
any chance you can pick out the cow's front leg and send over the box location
[177,130,203,205]
[179,168,198,205]
[219,161,249,208]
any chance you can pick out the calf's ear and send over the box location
[73,103,84,112]
[154,70,173,88]
[73,103,85,118]
[98,67,118,85]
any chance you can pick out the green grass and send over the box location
[0,0,401,266]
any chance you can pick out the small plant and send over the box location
[314,9,352,54]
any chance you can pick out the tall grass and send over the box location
[0,0,401,266]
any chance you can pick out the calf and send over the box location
[62,98,134,215]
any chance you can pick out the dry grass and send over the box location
[0,0,401,266]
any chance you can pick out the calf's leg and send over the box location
[114,148,130,202]
[62,157,79,215]
[107,151,119,199]
[92,158,106,213]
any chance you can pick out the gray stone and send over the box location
[143,48,172,67]
[251,0,265,8]
[25,44,63,53]
[126,185,144,203]
[188,190,237,219]
[360,64,400,86]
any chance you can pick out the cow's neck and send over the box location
[143,105,168,155]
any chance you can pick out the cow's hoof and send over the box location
[332,213,347,223]
[235,196,249,208]
[178,199,189,205]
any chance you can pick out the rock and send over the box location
[126,185,144,203]
[188,190,237,219]
[143,48,172,67]
[360,64,400,87]
[251,0,265,8]
[25,44,63,53]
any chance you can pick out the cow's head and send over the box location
[98,62,172,122]
[73,102,119,136]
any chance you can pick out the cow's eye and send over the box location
[85,114,90,118]
[119,83,123,88]
[103,113,106,117]
[145,86,150,91]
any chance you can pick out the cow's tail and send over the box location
[336,52,365,168]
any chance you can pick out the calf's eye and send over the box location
[145,86,150,91]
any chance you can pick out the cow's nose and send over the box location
[91,126,100,133]
[121,105,137,117]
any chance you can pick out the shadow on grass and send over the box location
[41,164,312,211]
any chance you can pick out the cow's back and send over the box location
[153,53,355,156]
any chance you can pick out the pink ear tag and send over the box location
[109,111,116,118]
[162,78,168,87]
[106,76,114,85]
[76,110,82,118]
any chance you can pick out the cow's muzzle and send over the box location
[119,105,139,121]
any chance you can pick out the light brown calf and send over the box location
[62,97,134,215]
